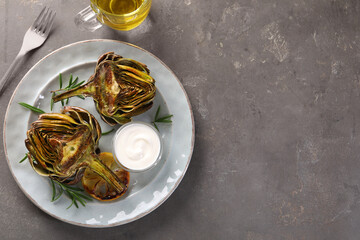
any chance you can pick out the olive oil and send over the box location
[91,0,150,31]
[97,0,143,14]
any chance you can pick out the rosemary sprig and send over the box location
[152,106,173,131]
[59,73,64,106]
[154,105,161,120]
[19,102,45,114]
[19,154,27,163]
[59,73,63,89]
[68,74,73,87]
[50,92,55,111]
[77,95,86,100]
[65,75,74,104]
[67,77,86,102]
[50,179,63,202]
[102,129,114,136]
[53,74,85,107]
[155,115,173,123]
[71,80,85,89]
[50,179,92,209]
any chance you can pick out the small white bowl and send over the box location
[112,121,163,172]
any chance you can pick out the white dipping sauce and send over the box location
[113,122,161,171]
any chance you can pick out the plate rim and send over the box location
[3,39,195,227]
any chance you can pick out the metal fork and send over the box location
[0,6,56,95]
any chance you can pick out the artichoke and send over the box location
[82,152,130,201]
[52,52,156,125]
[25,106,127,195]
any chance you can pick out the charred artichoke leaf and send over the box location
[25,106,126,193]
[52,52,156,125]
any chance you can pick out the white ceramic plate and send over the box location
[3,39,194,227]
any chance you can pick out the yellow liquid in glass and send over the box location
[93,0,149,31]
[97,0,143,14]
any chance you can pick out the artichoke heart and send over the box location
[25,106,128,196]
[52,52,156,125]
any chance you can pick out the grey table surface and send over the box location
[1,0,360,239]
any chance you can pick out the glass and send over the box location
[75,0,152,31]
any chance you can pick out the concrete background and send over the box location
[1,0,360,239]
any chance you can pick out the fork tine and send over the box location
[39,8,52,33]
[37,8,51,32]
[32,6,47,30]
[32,6,46,27]
[44,11,56,36]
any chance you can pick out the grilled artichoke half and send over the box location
[52,52,156,125]
[25,106,127,196]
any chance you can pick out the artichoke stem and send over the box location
[88,157,126,193]
[52,84,91,103]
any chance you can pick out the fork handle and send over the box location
[0,52,26,95]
